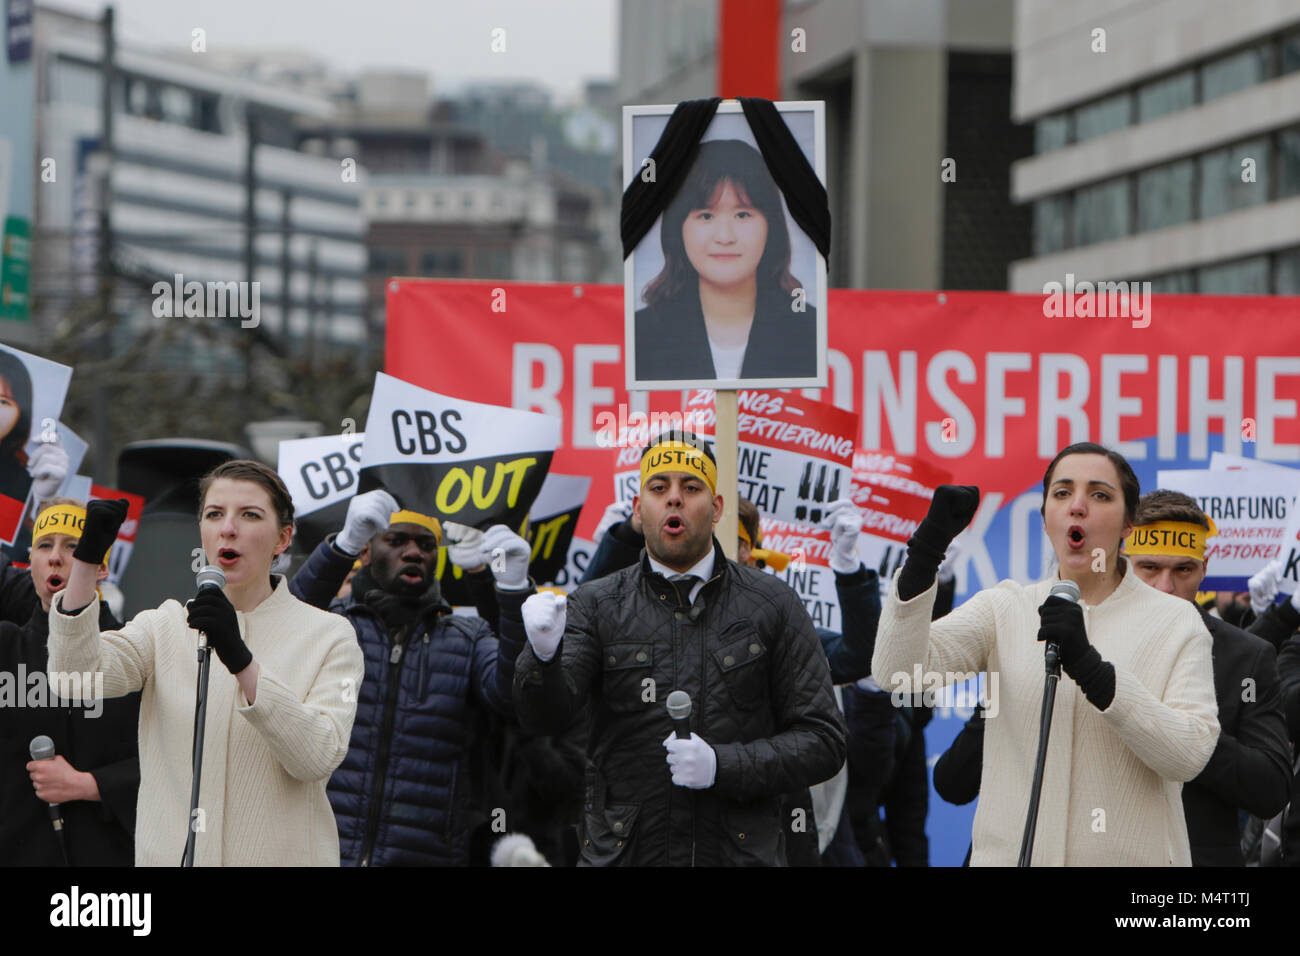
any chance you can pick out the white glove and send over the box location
[27,441,69,501]
[443,521,488,571]
[663,732,717,789]
[521,590,566,662]
[823,499,862,575]
[336,489,399,556]
[593,500,632,546]
[481,524,532,590]
[1249,558,1283,615]
[937,533,966,585]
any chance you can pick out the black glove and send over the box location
[73,498,128,565]
[1036,595,1115,710]
[187,587,253,674]
[897,485,979,601]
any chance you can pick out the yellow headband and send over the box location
[640,441,717,494]
[735,522,791,571]
[1125,519,1218,562]
[390,510,442,544]
[33,504,112,564]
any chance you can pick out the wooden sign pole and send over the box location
[716,389,739,561]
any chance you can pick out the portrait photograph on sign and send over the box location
[624,101,827,391]
[0,343,72,546]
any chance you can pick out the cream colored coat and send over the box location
[872,564,1219,866]
[48,577,363,866]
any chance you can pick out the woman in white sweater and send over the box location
[48,460,364,866]
[872,442,1219,866]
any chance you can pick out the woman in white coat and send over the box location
[871,441,1218,866]
[48,460,364,866]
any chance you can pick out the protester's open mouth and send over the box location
[399,566,424,583]
[218,548,241,567]
[46,575,64,591]
[663,514,685,536]
[1067,526,1086,550]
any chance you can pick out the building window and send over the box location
[1201,44,1273,103]
[1276,248,1300,294]
[1280,126,1300,198]
[1072,177,1130,246]
[1199,137,1269,219]
[1074,92,1131,142]
[462,193,474,210]
[1148,271,1196,294]
[368,247,408,275]
[1035,113,1070,153]
[1284,28,1300,75]
[421,248,464,277]
[434,193,446,208]
[1136,70,1196,122]
[1033,196,1069,255]
[1198,256,1270,294]
[160,86,194,126]
[195,94,221,133]
[405,192,419,211]
[1136,158,1194,232]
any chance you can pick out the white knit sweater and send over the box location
[872,564,1219,866]
[48,577,364,866]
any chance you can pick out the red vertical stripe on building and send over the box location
[717,0,782,99]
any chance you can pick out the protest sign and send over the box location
[278,431,366,556]
[1155,467,1296,588]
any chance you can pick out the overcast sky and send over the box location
[48,0,618,100]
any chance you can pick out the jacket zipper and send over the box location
[359,625,410,866]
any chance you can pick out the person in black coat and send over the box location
[581,493,879,865]
[0,499,139,866]
[513,432,845,866]
[633,139,817,384]
[1126,492,1291,865]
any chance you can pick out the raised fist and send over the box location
[521,590,566,662]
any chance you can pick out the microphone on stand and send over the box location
[666,691,692,740]
[1043,579,1081,670]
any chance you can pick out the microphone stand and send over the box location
[1017,641,1061,867]
[182,633,212,867]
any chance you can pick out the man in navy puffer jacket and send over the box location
[291,490,529,866]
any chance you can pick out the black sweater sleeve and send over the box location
[933,706,986,806]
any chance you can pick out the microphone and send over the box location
[29,735,64,833]
[193,566,227,654]
[666,690,692,740]
[196,565,226,592]
[1043,579,1081,670]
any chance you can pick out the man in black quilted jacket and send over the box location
[513,430,846,865]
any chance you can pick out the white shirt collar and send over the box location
[647,548,715,582]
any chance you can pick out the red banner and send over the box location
[387,280,1300,593]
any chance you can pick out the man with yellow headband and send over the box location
[1126,490,1291,866]
[514,430,846,866]
[0,498,140,865]
[290,488,532,866]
